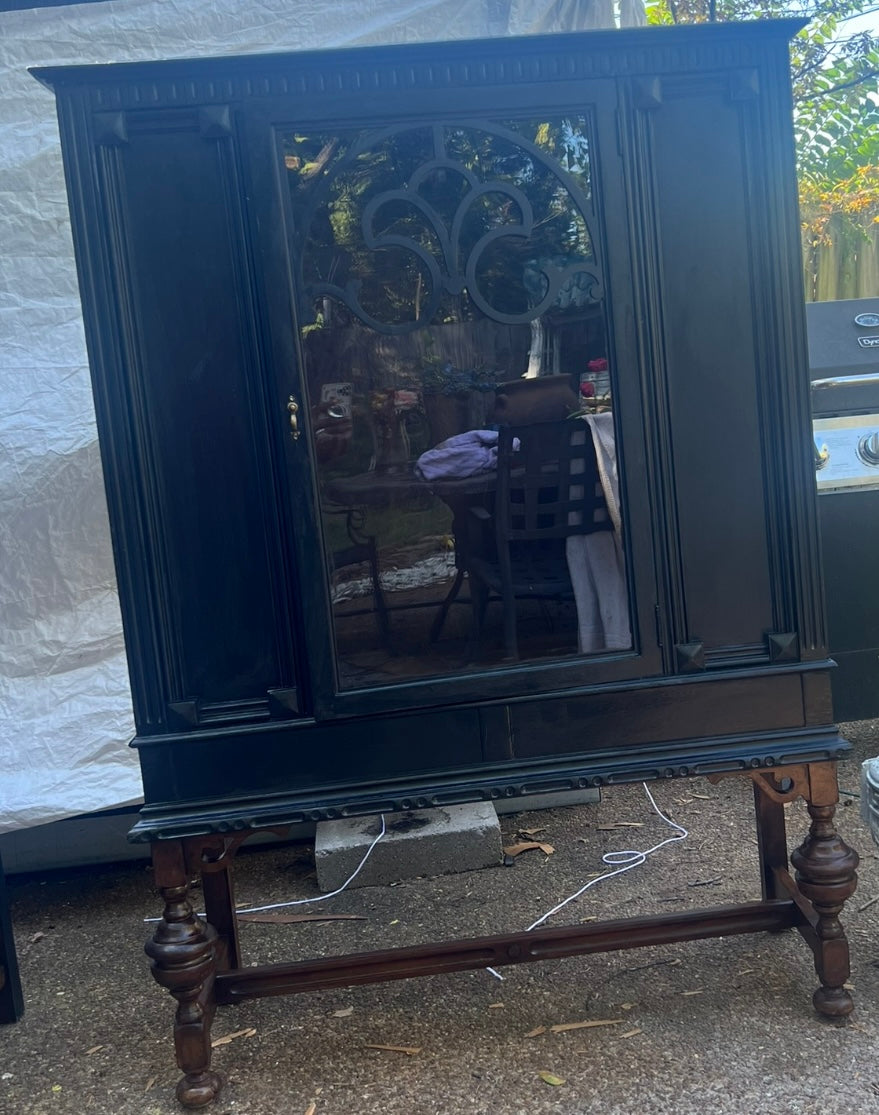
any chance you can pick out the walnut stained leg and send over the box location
[143,764,859,1108]
[146,841,222,1108]
[753,778,790,906]
[200,839,242,973]
[790,762,860,1018]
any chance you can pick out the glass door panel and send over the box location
[282,117,631,688]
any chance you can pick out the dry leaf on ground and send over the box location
[211,1027,256,1047]
[364,1044,421,1055]
[237,913,366,924]
[550,1019,623,1033]
[524,1026,547,1038]
[538,1071,566,1086]
[502,841,555,857]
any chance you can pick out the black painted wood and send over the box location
[0,850,24,1024]
[34,19,840,841]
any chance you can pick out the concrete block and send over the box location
[494,788,601,815]
[314,802,503,892]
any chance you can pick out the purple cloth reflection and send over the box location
[415,430,518,482]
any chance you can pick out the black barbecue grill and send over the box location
[808,296,879,720]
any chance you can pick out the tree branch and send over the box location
[792,45,838,81]
[815,69,879,97]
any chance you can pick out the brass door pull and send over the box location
[287,395,300,440]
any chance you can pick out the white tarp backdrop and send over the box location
[0,0,646,834]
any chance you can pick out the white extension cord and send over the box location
[485,783,688,979]
[144,814,388,923]
[145,786,686,931]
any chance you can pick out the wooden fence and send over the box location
[803,214,879,302]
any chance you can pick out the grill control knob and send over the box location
[857,432,879,466]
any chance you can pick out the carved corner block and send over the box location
[632,75,663,109]
[198,105,232,138]
[267,687,300,717]
[729,68,760,101]
[93,111,128,146]
[168,700,200,729]
[767,631,799,663]
[675,640,705,673]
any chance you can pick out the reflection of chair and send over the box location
[466,419,613,661]
[326,505,392,651]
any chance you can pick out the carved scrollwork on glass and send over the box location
[286,113,623,687]
[286,119,603,334]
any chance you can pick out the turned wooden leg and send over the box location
[146,841,223,1108]
[790,762,859,1019]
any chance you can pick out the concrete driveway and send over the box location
[3,721,879,1115]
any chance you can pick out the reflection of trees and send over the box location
[285,119,603,334]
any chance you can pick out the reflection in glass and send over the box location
[284,117,631,688]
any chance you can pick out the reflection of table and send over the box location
[325,467,494,505]
[324,468,495,642]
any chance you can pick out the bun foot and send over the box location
[813,985,854,1019]
[176,1070,224,1108]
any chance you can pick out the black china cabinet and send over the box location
[36,21,859,1108]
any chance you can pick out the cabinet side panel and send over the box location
[103,119,289,708]
[650,85,774,654]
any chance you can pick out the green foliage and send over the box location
[645,0,879,184]
[792,3,879,181]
